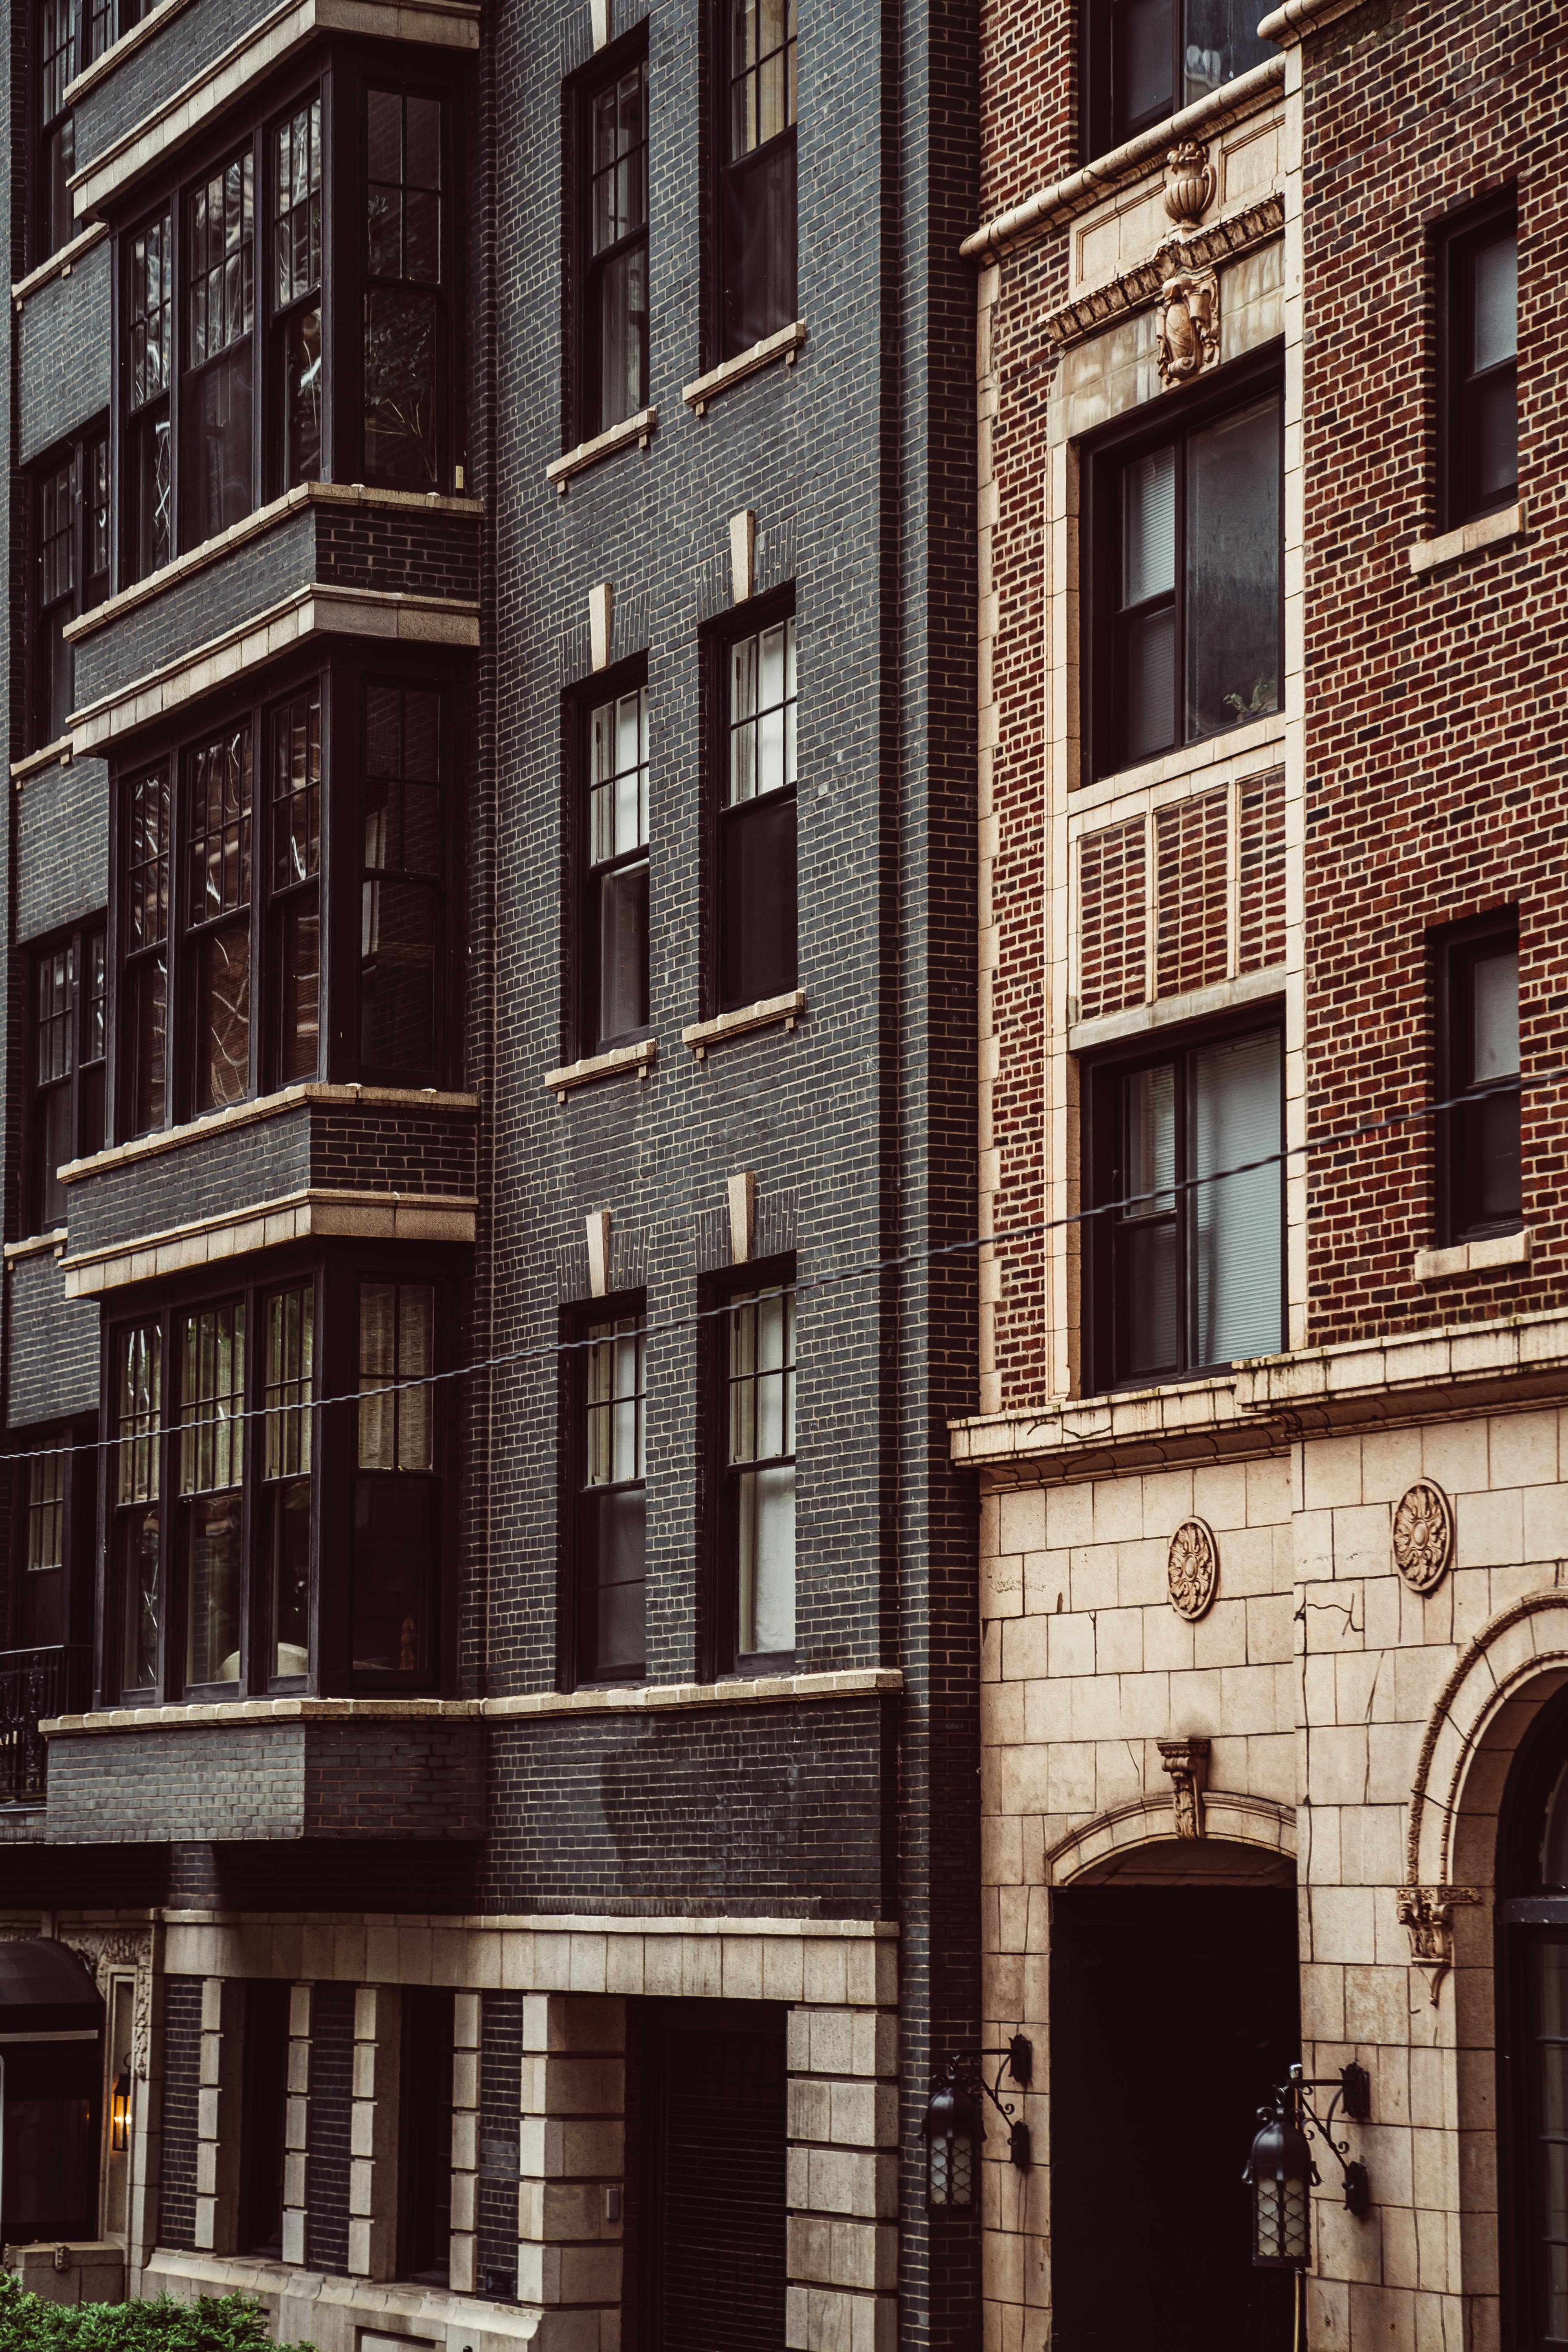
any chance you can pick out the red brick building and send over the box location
[956,3,1568,2346]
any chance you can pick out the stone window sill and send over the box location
[546,406,657,490]
[681,989,806,1057]
[1409,502,1525,575]
[1069,965,1284,1054]
[4,1229,66,1265]
[683,322,807,414]
[11,735,72,786]
[1413,1228,1531,1282]
[545,1035,657,1098]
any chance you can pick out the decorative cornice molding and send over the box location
[1041,195,1285,351]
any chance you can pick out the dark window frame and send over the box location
[114,50,466,587]
[1082,1004,1286,1395]
[108,648,462,1144]
[34,0,116,268]
[25,916,107,1233]
[559,1289,648,1691]
[564,654,651,1061]
[95,1246,456,1711]
[564,30,650,449]
[702,1254,797,1679]
[8,1416,97,1657]
[1079,0,1277,160]
[1082,349,1283,786]
[1432,908,1522,1249]
[707,0,797,364]
[702,586,798,1017]
[31,422,110,753]
[1436,186,1519,533]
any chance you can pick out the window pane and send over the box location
[351,1476,433,1673]
[27,1453,65,1575]
[281,308,324,488]
[593,68,648,249]
[268,1480,311,1678]
[184,1491,243,1686]
[179,1303,245,1497]
[586,1320,645,1485]
[189,727,253,920]
[1118,0,1172,130]
[85,933,106,1066]
[280,895,321,1081]
[116,1325,161,1505]
[721,139,797,356]
[36,948,73,1086]
[1183,0,1275,108]
[360,879,435,1069]
[365,289,439,484]
[358,1282,434,1471]
[127,769,170,948]
[587,1488,646,1677]
[1472,947,1520,1082]
[738,1465,795,1654]
[1126,1062,1175,1214]
[131,412,171,579]
[1473,230,1518,371]
[128,215,173,411]
[272,692,322,885]
[590,688,649,860]
[1190,1028,1281,1365]
[721,792,797,1009]
[40,1084,72,1230]
[187,344,255,542]
[728,1288,795,1466]
[1122,445,1176,608]
[1473,370,1519,509]
[42,610,74,746]
[729,0,797,159]
[1118,1065,1179,1383]
[273,96,323,311]
[1123,606,1176,764]
[187,154,255,366]
[119,1507,161,1690]
[597,245,648,431]
[128,955,168,1134]
[264,1287,314,1480]
[597,861,649,1044]
[1185,393,1280,742]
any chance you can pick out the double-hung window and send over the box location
[104,1267,444,1704]
[29,922,105,1230]
[581,681,650,1052]
[18,1444,68,1647]
[120,72,460,583]
[718,610,797,1009]
[573,1310,646,1682]
[1436,915,1521,1246]
[115,662,453,1140]
[721,1274,795,1666]
[34,0,116,263]
[1082,0,1276,154]
[714,0,797,357]
[576,55,649,440]
[1088,374,1281,780]
[33,430,109,750]
[1440,195,1518,529]
[1086,1020,1283,1390]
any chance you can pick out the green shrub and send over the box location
[0,2275,316,2351]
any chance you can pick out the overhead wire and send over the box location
[7,1062,1550,1475]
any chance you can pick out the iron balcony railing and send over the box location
[0,1645,88,1805]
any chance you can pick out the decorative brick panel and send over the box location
[1236,771,1286,976]
[157,1978,204,2251]
[1077,817,1147,1020]
[1155,788,1229,1000]
[305,1983,354,2277]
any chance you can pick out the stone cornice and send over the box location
[961,55,1286,259]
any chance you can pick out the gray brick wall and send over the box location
[17,241,110,466]
[8,1250,99,1423]
[17,756,108,940]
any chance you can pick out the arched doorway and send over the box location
[1497,1681,1568,2352]
[1049,1845,1299,2352]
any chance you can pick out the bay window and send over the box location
[113,659,456,1143]
[119,64,461,584]
[1085,1017,1283,1390]
[102,1263,448,1704]
[1087,370,1282,781]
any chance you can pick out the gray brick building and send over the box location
[0,0,983,2339]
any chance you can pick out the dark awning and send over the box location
[0,1938,104,2042]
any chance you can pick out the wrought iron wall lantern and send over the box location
[1245,2061,1371,2269]
[922,2035,1033,2209]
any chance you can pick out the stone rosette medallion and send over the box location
[1392,1480,1455,1593]
[1167,1518,1219,1621]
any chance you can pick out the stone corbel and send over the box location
[1397,1884,1482,2004]
[1157,1737,1210,1839]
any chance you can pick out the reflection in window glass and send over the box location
[22,1451,66,1648]
[589,65,648,433]
[180,1304,245,1687]
[184,154,256,543]
[720,0,797,354]
[365,90,444,483]
[361,685,441,1072]
[727,1284,796,1657]
[1185,395,1280,741]
[264,1286,313,1679]
[588,687,649,1048]
[116,1324,162,1690]
[354,1281,436,1678]
[273,96,324,488]
[271,692,321,1083]
[127,213,173,579]
[123,766,170,1135]
[188,728,253,1111]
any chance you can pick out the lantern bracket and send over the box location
[928,2036,1035,2172]
[1262,2061,1372,2218]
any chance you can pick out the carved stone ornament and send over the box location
[1163,141,1217,231]
[1392,1480,1455,1594]
[1157,1736,1211,1839]
[1167,1518,1219,1621]
[1156,265,1220,389]
[1397,1884,1480,2004]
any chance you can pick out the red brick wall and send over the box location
[977,0,1075,220]
[1300,0,1567,1346]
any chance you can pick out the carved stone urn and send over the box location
[1164,141,1216,231]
